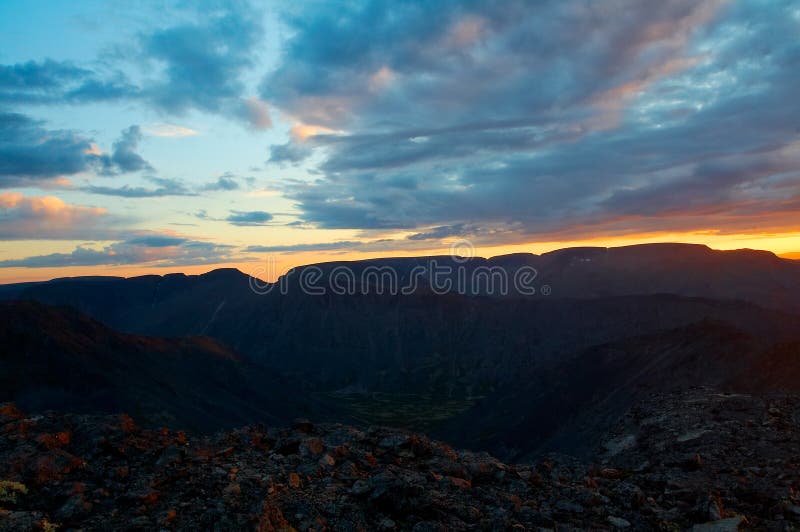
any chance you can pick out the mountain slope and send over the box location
[0,301,315,432]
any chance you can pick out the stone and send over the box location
[293,419,314,433]
[608,516,631,528]
[690,516,745,531]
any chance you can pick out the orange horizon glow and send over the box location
[2,231,799,285]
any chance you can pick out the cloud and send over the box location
[124,235,187,247]
[86,172,251,197]
[140,3,264,124]
[83,177,195,197]
[0,114,153,187]
[0,59,138,105]
[244,238,416,254]
[245,241,364,253]
[202,173,240,191]
[0,112,97,187]
[0,236,238,268]
[106,125,153,174]
[144,123,198,137]
[258,0,800,240]
[0,192,114,239]
[407,224,467,241]
[0,4,265,128]
[268,140,313,165]
[226,210,273,226]
[239,97,272,130]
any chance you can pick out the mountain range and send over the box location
[2,243,800,461]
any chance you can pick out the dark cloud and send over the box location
[0,114,153,187]
[124,235,187,247]
[407,224,467,241]
[107,125,153,174]
[0,4,266,128]
[246,241,363,253]
[141,3,265,126]
[268,140,313,165]
[0,112,96,186]
[0,236,237,268]
[243,239,411,254]
[226,210,273,226]
[0,59,138,105]
[262,0,800,239]
[83,177,195,198]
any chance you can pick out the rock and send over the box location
[259,500,292,530]
[301,437,325,456]
[127,516,153,528]
[1,389,798,530]
[156,445,184,466]
[599,467,623,479]
[690,516,745,531]
[54,494,92,522]
[411,522,443,532]
[448,476,472,489]
[608,515,631,528]
[293,418,314,433]
[379,435,410,449]
[603,434,637,456]
[554,500,584,514]
[379,517,397,529]
[677,429,709,442]
[696,493,724,521]
[222,482,241,501]
[351,479,371,496]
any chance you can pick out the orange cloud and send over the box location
[0,192,110,240]
[144,124,199,137]
[368,66,396,92]
[242,98,272,130]
[290,123,339,141]
[445,15,487,48]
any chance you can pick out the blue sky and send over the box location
[1,0,800,281]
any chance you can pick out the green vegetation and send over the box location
[325,392,481,431]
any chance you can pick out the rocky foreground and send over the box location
[1,388,799,531]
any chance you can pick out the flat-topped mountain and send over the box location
[4,243,800,312]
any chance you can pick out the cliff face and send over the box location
[2,387,799,531]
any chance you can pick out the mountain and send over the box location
[4,243,800,314]
[2,243,800,459]
[286,243,800,311]
[0,301,321,432]
[2,244,800,529]
[3,244,800,389]
[4,293,800,461]
[435,318,794,460]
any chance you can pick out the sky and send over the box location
[1,0,799,283]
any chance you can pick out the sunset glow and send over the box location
[1,1,798,283]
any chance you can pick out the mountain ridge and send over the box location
[0,300,320,433]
